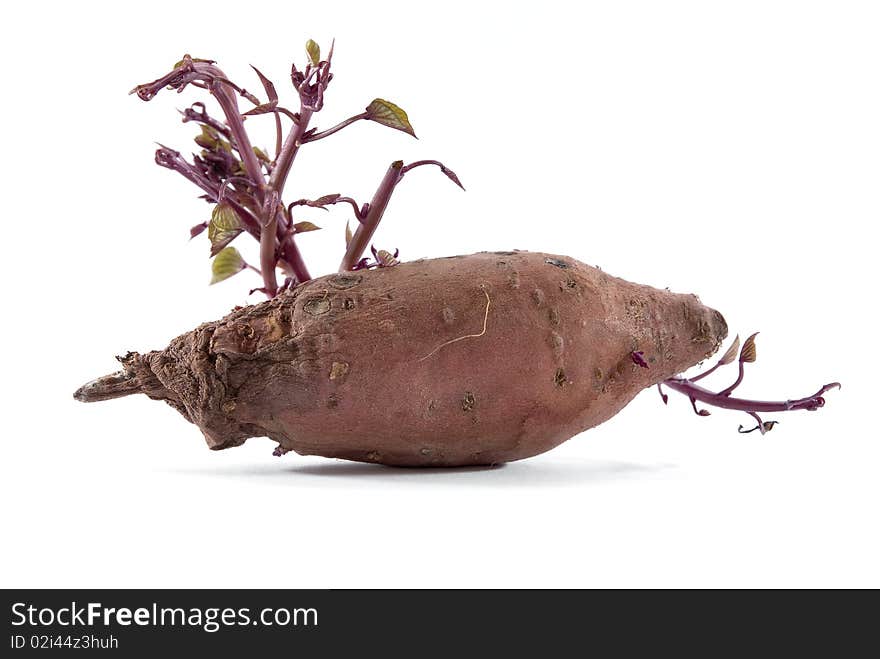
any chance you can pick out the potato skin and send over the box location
[113,251,727,466]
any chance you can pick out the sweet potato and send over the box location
[74,251,727,466]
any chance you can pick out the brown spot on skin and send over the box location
[594,368,603,380]
[554,368,569,387]
[377,319,395,332]
[238,324,255,339]
[304,297,331,315]
[343,298,356,310]
[532,288,545,306]
[221,400,236,414]
[561,278,578,291]
[442,307,456,325]
[327,396,339,409]
[548,308,560,326]
[549,332,564,355]
[262,313,286,342]
[626,298,648,323]
[461,392,476,412]
[508,272,520,289]
[366,451,381,462]
[329,361,350,380]
[328,274,363,289]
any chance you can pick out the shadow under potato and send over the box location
[166,457,672,488]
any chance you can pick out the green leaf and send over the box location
[252,146,271,163]
[194,125,218,150]
[365,99,416,138]
[208,202,243,256]
[305,39,321,67]
[293,221,321,233]
[210,247,247,285]
[195,125,232,153]
[172,55,215,69]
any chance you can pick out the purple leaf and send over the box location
[243,102,279,117]
[189,222,208,239]
[250,65,278,103]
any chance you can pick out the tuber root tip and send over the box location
[73,370,143,403]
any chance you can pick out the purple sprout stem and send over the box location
[189,63,264,189]
[661,379,840,414]
[181,104,234,143]
[689,361,724,383]
[339,160,404,271]
[269,108,314,193]
[303,112,369,143]
[265,107,316,287]
[135,59,292,293]
[259,191,281,296]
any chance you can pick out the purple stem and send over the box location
[259,190,281,297]
[718,361,747,396]
[303,112,369,143]
[289,196,364,221]
[134,59,280,293]
[269,107,314,193]
[661,379,840,414]
[181,103,234,143]
[339,161,404,271]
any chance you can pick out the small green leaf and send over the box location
[365,99,416,138]
[293,221,321,233]
[208,202,243,256]
[172,55,215,69]
[305,39,321,67]
[253,146,271,163]
[210,247,247,285]
[195,125,232,153]
[194,125,218,150]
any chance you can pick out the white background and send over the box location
[0,1,876,588]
